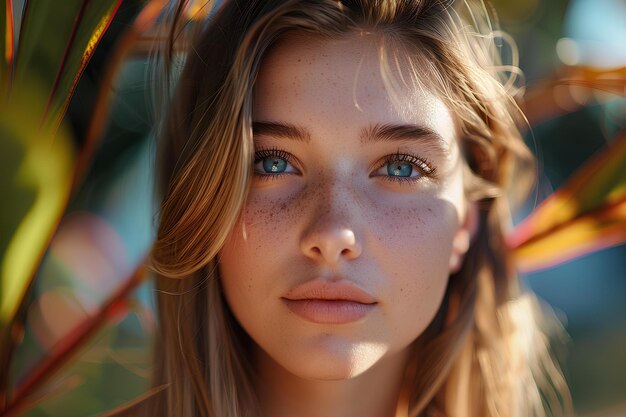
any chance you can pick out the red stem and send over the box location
[10,0,26,68]
[39,0,91,129]
[4,0,15,88]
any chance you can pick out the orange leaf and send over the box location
[524,66,626,126]
[512,198,626,272]
[509,131,626,272]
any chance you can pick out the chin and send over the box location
[278,339,389,381]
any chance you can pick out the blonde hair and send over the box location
[148,1,572,416]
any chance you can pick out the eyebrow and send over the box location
[359,123,447,148]
[252,121,311,142]
[252,120,449,152]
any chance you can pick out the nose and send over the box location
[299,184,363,265]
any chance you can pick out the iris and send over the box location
[388,163,413,177]
[263,158,288,173]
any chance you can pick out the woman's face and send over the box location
[218,33,472,380]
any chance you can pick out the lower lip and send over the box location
[282,299,376,324]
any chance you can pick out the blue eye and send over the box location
[254,149,297,176]
[387,163,413,177]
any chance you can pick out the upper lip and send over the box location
[283,279,377,304]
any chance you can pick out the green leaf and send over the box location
[509,130,626,272]
[12,0,122,132]
[0,82,75,325]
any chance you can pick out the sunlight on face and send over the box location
[218,32,470,380]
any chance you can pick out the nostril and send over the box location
[341,248,350,256]
[311,247,322,255]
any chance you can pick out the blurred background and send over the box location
[2,0,625,416]
[492,0,626,415]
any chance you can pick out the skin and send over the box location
[218,32,473,417]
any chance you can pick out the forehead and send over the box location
[252,32,458,147]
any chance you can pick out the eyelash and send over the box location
[254,148,292,164]
[375,151,437,184]
[253,148,437,184]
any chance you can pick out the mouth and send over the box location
[282,299,376,324]
[282,279,377,324]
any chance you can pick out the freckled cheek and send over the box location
[367,200,457,290]
[241,193,303,244]
[368,198,456,244]
[367,205,455,339]
[219,195,301,317]
[220,191,304,286]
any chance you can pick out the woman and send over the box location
[148,0,571,416]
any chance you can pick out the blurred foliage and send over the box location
[497,1,626,414]
[0,0,624,417]
[1,1,161,416]
[509,130,626,272]
[0,84,74,324]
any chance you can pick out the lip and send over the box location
[282,279,377,324]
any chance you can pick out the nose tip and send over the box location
[301,228,363,264]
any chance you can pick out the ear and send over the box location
[449,201,479,274]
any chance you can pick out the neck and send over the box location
[253,346,412,417]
